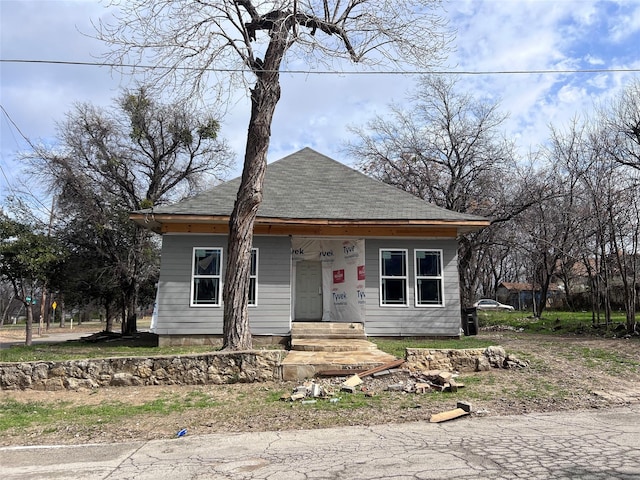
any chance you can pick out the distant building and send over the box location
[496,282,563,311]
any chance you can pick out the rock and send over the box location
[505,354,529,369]
[476,356,491,371]
[386,383,405,392]
[64,377,97,390]
[110,372,136,387]
[484,346,507,368]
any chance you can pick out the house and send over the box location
[131,148,490,345]
[496,282,563,310]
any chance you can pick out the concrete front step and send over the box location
[291,338,378,352]
[281,349,399,381]
[291,322,366,339]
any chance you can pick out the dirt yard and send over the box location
[1,327,639,447]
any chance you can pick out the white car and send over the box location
[473,299,515,311]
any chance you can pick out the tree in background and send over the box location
[97,0,451,350]
[514,132,586,318]
[345,75,521,306]
[605,79,640,171]
[0,211,66,345]
[27,88,233,334]
[602,80,640,333]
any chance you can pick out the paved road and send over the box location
[2,405,639,479]
[0,328,150,349]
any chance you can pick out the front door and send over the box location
[295,261,323,321]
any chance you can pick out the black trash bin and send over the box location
[461,307,478,336]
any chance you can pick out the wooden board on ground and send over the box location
[358,359,406,378]
[429,408,470,423]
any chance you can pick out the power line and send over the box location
[1,58,640,76]
[0,105,55,217]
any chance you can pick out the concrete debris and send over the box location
[282,381,336,402]
[386,383,405,392]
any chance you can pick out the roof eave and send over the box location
[131,212,490,235]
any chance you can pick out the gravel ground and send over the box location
[1,329,639,446]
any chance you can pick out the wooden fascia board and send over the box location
[131,213,490,237]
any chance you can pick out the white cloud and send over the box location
[1,0,640,195]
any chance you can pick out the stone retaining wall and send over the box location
[0,350,287,391]
[405,346,528,372]
[0,346,527,391]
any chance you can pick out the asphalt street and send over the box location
[2,404,639,479]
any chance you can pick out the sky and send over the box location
[1,0,640,204]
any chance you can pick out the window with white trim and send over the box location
[415,249,444,306]
[380,249,408,306]
[248,248,258,306]
[191,248,222,306]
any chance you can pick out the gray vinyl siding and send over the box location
[156,234,461,338]
[156,234,292,336]
[364,238,461,337]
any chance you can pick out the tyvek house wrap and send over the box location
[291,238,366,323]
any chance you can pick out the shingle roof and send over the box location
[147,148,486,223]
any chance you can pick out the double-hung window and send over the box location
[380,249,408,306]
[191,248,222,306]
[415,249,444,306]
[248,248,258,306]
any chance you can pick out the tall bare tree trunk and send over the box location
[59,297,66,328]
[25,301,33,346]
[222,25,288,351]
[39,288,48,332]
[0,293,14,327]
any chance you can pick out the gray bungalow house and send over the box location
[131,148,489,345]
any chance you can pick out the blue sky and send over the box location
[1,0,640,202]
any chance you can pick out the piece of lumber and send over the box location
[359,359,406,378]
[342,374,364,387]
[429,408,470,423]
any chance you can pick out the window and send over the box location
[191,248,222,306]
[248,248,258,306]
[415,250,443,306]
[380,249,408,306]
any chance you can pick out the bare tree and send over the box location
[27,88,233,334]
[593,102,640,333]
[605,79,640,171]
[97,1,451,349]
[345,75,521,305]
[515,120,593,318]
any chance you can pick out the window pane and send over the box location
[248,278,256,305]
[382,251,406,276]
[417,251,441,276]
[193,278,219,304]
[194,249,220,275]
[417,279,442,304]
[382,278,406,304]
[250,249,257,275]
